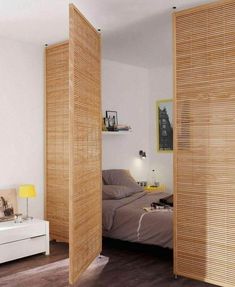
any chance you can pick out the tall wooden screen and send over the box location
[174,1,235,286]
[69,4,102,284]
[45,42,69,243]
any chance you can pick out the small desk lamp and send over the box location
[19,184,36,220]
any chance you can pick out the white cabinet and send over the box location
[0,219,49,263]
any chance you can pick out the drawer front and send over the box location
[0,221,46,244]
[0,236,47,263]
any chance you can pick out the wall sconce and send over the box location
[139,150,146,159]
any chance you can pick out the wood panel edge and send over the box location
[44,47,47,221]
[172,11,178,277]
[68,4,75,284]
[98,33,103,253]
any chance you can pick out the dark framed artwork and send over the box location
[157,99,173,152]
[105,110,118,130]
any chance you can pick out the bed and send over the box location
[102,170,173,249]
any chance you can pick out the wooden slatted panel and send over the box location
[174,1,235,286]
[69,4,102,285]
[45,42,69,242]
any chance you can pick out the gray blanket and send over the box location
[102,192,172,248]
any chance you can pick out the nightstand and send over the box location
[0,219,49,263]
[144,184,166,192]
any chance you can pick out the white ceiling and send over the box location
[0,0,215,68]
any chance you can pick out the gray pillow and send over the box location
[103,185,139,200]
[102,169,143,193]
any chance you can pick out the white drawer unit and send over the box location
[0,219,49,264]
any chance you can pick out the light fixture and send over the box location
[19,184,36,220]
[139,150,146,159]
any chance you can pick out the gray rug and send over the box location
[0,256,109,287]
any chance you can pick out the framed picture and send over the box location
[157,99,173,152]
[105,110,118,130]
[0,189,17,221]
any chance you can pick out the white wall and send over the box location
[102,14,173,191]
[102,59,149,181]
[148,13,173,193]
[148,66,173,193]
[0,37,44,218]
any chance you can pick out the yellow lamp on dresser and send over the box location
[19,184,36,220]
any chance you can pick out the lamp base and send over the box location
[23,216,34,220]
[24,198,34,220]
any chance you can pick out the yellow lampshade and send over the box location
[19,184,36,198]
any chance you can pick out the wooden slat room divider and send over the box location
[46,42,69,243]
[173,1,235,286]
[69,4,102,284]
[46,4,101,285]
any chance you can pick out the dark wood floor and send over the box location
[0,239,218,287]
[0,241,69,278]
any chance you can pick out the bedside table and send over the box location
[144,184,166,192]
[0,219,49,264]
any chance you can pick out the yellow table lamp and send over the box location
[19,184,36,220]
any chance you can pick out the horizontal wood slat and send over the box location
[174,1,235,287]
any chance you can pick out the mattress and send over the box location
[102,191,172,249]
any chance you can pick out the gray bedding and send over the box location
[102,191,172,249]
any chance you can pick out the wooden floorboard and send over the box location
[0,239,218,287]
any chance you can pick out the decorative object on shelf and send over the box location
[139,150,146,159]
[19,184,36,220]
[116,124,132,131]
[103,111,132,133]
[105,110,118,131]
[0,189,17,222]
[157,99,173,152]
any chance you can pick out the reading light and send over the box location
[19,184,36,220]
[139,150,146,159]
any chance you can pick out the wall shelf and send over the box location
[102,131,132,135]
